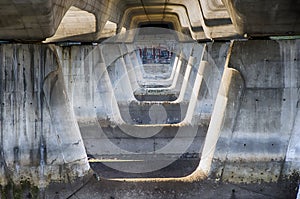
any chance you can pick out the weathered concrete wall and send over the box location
[0,40,299,198]
[0,44,89,188]
[57,41,220,177]
[199,40,300,184]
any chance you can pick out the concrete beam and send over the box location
[223,0,300,36]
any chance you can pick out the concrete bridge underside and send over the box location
[0,0,300,199]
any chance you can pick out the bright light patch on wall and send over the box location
[45,6,96,42]
[121,27,127,34]
[100,21,117,38]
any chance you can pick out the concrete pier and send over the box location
[0,0,300,198]
[0,38,299,198]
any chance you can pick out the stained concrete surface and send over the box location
[44,173,297,199]
[0,0,300,198]
[0,39,300,198]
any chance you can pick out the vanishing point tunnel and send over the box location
[0,0,300,198]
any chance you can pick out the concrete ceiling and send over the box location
[0,0,299,41]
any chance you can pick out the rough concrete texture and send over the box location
[45,6,97,43]
[0,0,299,42]
[43,172,296,199]
[223,0,300,36]
[0,38,299,198]
[0,1,300,198]
[206,40,300,183]
[0,44,89,188]
[58,33,216,177]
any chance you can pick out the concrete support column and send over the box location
[0,44,89,187]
